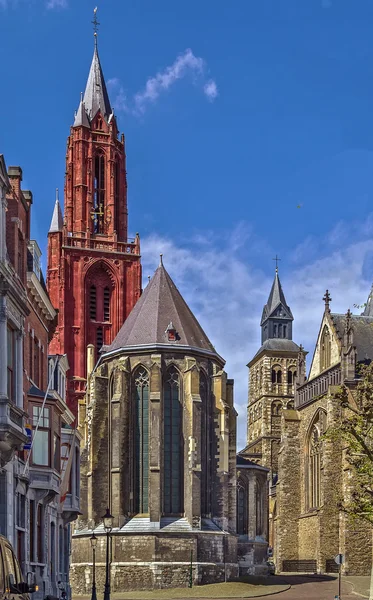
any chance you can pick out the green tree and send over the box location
[331,362,373,524]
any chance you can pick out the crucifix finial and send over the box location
[92,7,100,47]
[272,254,281,273]
[323,289,332,310]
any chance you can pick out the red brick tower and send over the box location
[47,33,142,418]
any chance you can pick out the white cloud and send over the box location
[107,79,129,114]
[141,218,373,450]
[204,79,218,102]
[110,49,218,116]
[46,0,67,7]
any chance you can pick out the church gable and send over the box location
[308,313,341,380]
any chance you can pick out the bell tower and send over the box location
[47,15,142,418]
[242,266,300,479]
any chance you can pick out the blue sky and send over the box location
[2,0,373,446]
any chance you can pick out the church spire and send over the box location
[260,267,293,344]
[75,8,113,125]
[362,282,373,317]
[48,189,63,233]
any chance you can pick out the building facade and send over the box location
[274,291,373,575]
[0,157,80,599]
[72,261,239,592]
[241,268,300,552]
[47,38,142,420]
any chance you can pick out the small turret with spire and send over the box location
[49,188,63,233]
[260,259,294,344]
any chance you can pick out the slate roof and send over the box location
[331,313,373,363]
[73,99,90,128]
[252,338,300,360]
[236,454,269,471]
[362,284,373,317]
[82,46,112,122]
[28,385,55,400]
[261,271,293,325]
[108,262,218,356]
[49,199,63,233]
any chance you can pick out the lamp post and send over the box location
[90,532,97,600]
[102,508,113,600]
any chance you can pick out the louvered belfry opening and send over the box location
[86,263,114,362]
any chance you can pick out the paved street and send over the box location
[273,575,359,599]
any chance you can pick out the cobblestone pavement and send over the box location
[259,574,359,600]
[198,575,361,600]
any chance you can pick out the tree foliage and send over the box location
[331,362,373,524]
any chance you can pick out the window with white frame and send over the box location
[32,406,50,467]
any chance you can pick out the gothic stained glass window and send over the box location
[163,367,183,515]
[320,325,331,371]
[134,367,149,514]
[307,411,325,510]
[236,480,248,535]
[200,373,210,517]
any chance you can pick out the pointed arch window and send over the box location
[93,152,105,234]
[237,479,248,535]
[320,326,331,371]
[134,367,149,514]
[200,372,210,517]
[163,367,183,515]
[307,411,325,510]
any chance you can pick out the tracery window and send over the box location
[93,152,105,234]
[320,325,331,371]
[134,367,149,514]
[200,372,210,517]
[236,479,248,535]
[307,411,325,510]
[163,367,183,514]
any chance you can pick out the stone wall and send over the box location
[71,532,238,593]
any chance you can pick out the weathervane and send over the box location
[272,255,281,273]
[92,7,100,46]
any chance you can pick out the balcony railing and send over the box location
[295,365,342,408]
[63,235,139,255]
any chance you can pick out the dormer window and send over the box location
[165,322,178,342]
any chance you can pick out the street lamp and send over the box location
[90,532,97,600]
[102,508,113,600]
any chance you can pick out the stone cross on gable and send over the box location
[323,289,332,310]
